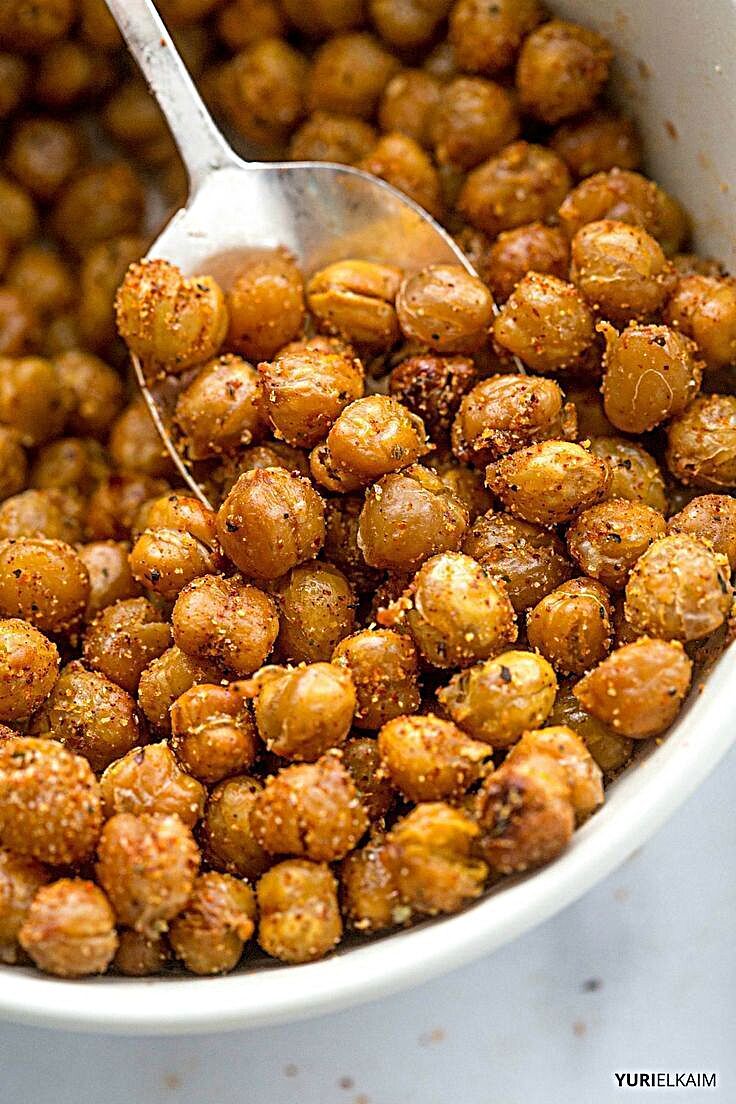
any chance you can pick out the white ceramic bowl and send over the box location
[2,0,736,1035]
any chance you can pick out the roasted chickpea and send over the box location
[588,436,668,512]
[664,274,736,370]
[7,245,75,318]
[107,400,175,480]
[388,355,477,445]
[35,38,116,108]
[0,355,73,447]
[506,726,603,823]
[257,858,341,963]
[54,350,125,439]
[279,0,362,35]
[527,577,613,675]
[378,70,441,147]
[129,494,221,600]
[273,562,355,664]
[137,646,216,733]
[0,849,49,964]
[341,737,396,823]
[224,252,305,362]
[493,273,596,374]
[85,474,170,542]
[19,878,117,978]
[341,842,398,932]
[259,344,364,449]
[574,637,692,738]
[449,0,543,74]
[308,33,398,118]
[212,441,310,502]
[0,488,83,543]
[666,394,736,490]
[571,220,676,323]
[82,597,170,695]
[100,743,206,827]
[358,132,442,218]
[550,684,633,774]
[290,110,377,163]
[378,713,491,802]
[307,261,402,351]
[429,77,519,170]
[333,629,421,729]
[0,737,101,864]
[487,440,611,527]
[52,162,144,253]
[169,683,257,783]
[216,39,308,148]
[0,538,88,633]
[567,499,667,591]
[484,223,569,303]
[551,111,641,179]
[77,541,141,623]
[0,618,58,722]
[624,533,731,642]
[77,236,146,352]
[172,356,266,461]
[396,264,493,354]
[30,439,108,498]
[516,20,612,125]
[7,118,81,202]
[173,574,278,677]
[0,428,26,502]
[459,141,571,239]
[113,929,169,976]
[169,871,255,976]
[201,776,271,880]
[668,495,736,570]
[250,662,355,761]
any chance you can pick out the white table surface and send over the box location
[1,746,734,1104]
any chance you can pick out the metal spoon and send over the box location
[104,0,490,506]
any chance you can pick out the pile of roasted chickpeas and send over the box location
[0,0,735,981]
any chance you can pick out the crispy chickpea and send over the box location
[664,274,736,370]
[550,684,633,774]
[516,20,612,125]
[137,646,216,733]
[0,538,89,633]
[290,111,377,163]
[257,858,341,963]
[252,753,367,860]
[0,737,102,864]
[0,849,49,964]
[225,252,305,362]
[216,467,324,580]
[333,629,421,729]
[113,929,169,976]
[19,879,117,979]
[485,223,569,304]
[52,162,144,253]
[506,726,603,823]
[54,350,125,439]
[107,400,174,480]
[589,436,668,512]
[341,842,398,932]
[0,355,73,447]
[396,264,493,355]
[378,70,441,147]
[487,440,611,527]
[439,649,557,747]
[116,259,228,375]
[624,533,731,642]
[0,618,58,722]
[7,118,81,202]
[308,33,399,118]
[573,637,692,738]
[666,394,736,490]
[0,488,83,543]
[311,396,429,492]
[430,77,519,170]
[259,344,364,449]
[100,743,206,827]
[567,499,667,591]
[559,169,688,257]
[0,287,37,356]
[78,541,141,622]
[174,355,267,461]
[7,245,75,318]
[281,0,363,35]
[551,111,641,179]
[358,132,443,218]
[668,495,736,570]
[169,872,255,975]
[493,273,596,374]
[83,597,170,694]
[449,0,543,74]
[216,39,308,149]
[273,562,355,664]
[307,261,402,351]
[571,220,676,323]
[385,803,487,915]
[526,577,613,675]
[173,574,278,677]
[250,663,355,761]
[201,776,271,879]
[130,494,221,600]
[459,141,571,239]
[388,354,477,445]
[0,427,26,502]
[97,813,199,936]
[378,713,491,802]
[170,683,258,783]
[77,236,146,352]
[85,474,170,542]
[341,737,395,822]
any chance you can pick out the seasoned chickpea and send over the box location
[7,245,75,318]
[358,132,442,218]
[113,929,168,976]
[225,252,305,362]
[78,541,141,622]
[290,111,377,164]
[116,258,228,374]
[169,872,255,975]
[0,618,58,722]
[97,812,199,936]
[341,842,398,932]
[257,859,341,963]
[385,803,487,915]
[308,33,399,118]
[666,394,736,490]
[170,683,258,783]
[459,141,571,239]
[0,428,26,502]
[100,743,206,827]
[388,354,477,445]
[201,776,271,879]
[516,20,612,125]
[0,355,73,447]
[571,220,675,323]
[173,574,278,677]
[396,264,493,355]
[85,475,170,541]
[664,274,736,370]
[83,597,170,694]
[130,494,222,599]
[567,499,667,590]
[310,396,429,492]
[449,0,543,74]
[251,753,367,860]
[54,351,125,439]
[378,713,491,802]
[551,111,641,179]
[137,646,216,733]
[173,356,265,461]
[439,649,557,747]
[108,399,175,480]
[216,45,305,150]
[378,70,441,147]
[550,685,633,774]
[559,169,688,256]
[30,438,108,497]
[216,467,324,580]
[668,495,736,570]
[589,437,668,512]
[0,849,49,964]
[307,261,402,351]
[7,118,81,202]
[19,879,117,978]
[341,737,395,822]
[333,629,421,729]
[0,538,88,633]
[527,577,613,675]
[429,77,519,170]
[485,223,569,303]
[0,488,83,543]
[77,236,146,352]
[624,533,731,642]
[487,440,611,527]
[574,637,692,738]
[250,663,355,761]
[52,162,144,253]
[493,273,595,374]
[273,562,356,664]
[507,726,603,822]
[0,737,101,864]
[259,344,364,448]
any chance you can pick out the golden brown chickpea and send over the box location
[484,223,569,304]
[459,141,571,239]
[130,494,221,600]
[494,273,596,374]
[624,533,731,642]
[341,842,398,932]
[526,577,613,676]
[358,132,443,217]
[0,175,37,247]
[35,39,116,108]
[664,274,736,370]
[19,878,117,979]
[0,737,101,864]
[333,628,421,729]
[475,752,574,874]
[201,775,272,879]
[307,260,402,351]
[0,538,89,633]
[0,488,84,543]
[341,737,395,822]
[108,400,175,480]
[571,220,676,323]
[565,496,666,590]
[7,118,81,202]
[487,440,611,527]
[666,394,736,490]
[78,541,141,623]
[52,162,145,254]
[0,849,49,964]
[0,53,29,119]
[217,0,285,49]
[169,871,255,976]
[549,684,633,774]
[225,252,305,362]
[290,110,377,164]
[100,743,206,827]
[30,438,108,497]
[573,637,692,738]
[85,475,170,542]
[97,812,199,936]
[388,354,477,445]
[216,467,324,580]
[308,33,398,119]
[257,858,341,963]
[506,726,604,823]
[137,645,216,734]
[54,351,125,439]
[371,0,450,48]
[77,236,147,352]
[397,264,493,354]
[259,344,364,449]
[449,0,543,74]
[172,574,279,677]
[378,70,441,147]
[7,245,75,317]
[170,683,257,784]
[0,355,73,447]
[588,436,668,513]
[516,20,612,125]
[250,662,355,761]
[439,648,557,747]
[551,111,641,179]
[175,355,268,461]
[0,618,58,722]
[113,929,169,976]
[216,42,307,149]
[385,802,487,915]
[83,597,171,694]
[668,495,736,570]
[378,713,491,802]
[0,427,26,502]
[0,288,37,356]
[273,562,356,664]
[116,259,228,375]
[30,662,143,774]
[430,77,519,170]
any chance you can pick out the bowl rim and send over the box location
[1,645,734,1036]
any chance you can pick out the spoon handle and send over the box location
[104,0,239,190]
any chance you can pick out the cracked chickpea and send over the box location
[100,743,205,828]
[171,683,258,784]
[307,260,402,351]
[169,872,256,976]
[0,849,50,965]
[668,495,736,570]
[172,574,278,677]
[249,663,355,762]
